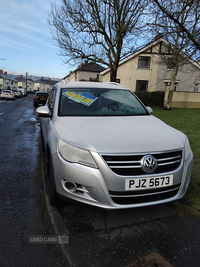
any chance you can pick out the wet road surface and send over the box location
[0,96,65,266]
[58,200,200,267]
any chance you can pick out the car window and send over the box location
[36,92,48,96]
[58,88,148,116]
[48,87,57,111]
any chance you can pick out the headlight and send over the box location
[184,137,192,161]
[58,139,97,168]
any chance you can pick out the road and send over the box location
[0,95,65,267]
[58,197,200,267]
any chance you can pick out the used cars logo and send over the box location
[141,155,157,173]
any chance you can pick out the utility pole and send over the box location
[0,59,6,90]
[26,72,28,94]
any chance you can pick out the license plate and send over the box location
[40,98,45,100]
[125,175,173,190]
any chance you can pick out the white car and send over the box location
[12,89,22,98]
[1,90,15,100]
[36,81,193,209]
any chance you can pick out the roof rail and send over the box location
[59,79,68,85]
[108,82,120,85]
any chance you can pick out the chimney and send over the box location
[0,69,3,73]
[155,33,163,40]
[20,75,23,78]
[4,71,7,75]
[85,60,88,65]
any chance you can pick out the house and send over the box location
[101,37,200,93]
[64,61,106,82]
[34,77,59,92]
[100,37,200,108]
[15,75,34,93]
[0,70,18,90]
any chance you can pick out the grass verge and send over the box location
[152,107,200,216]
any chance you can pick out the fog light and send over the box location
[62,180,77,193]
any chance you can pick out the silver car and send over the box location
[36,81,193,209]
[1,90,15,100]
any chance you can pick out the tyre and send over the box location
[48,155,61,206]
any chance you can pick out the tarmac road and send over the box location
[0,95,65,266]
[57,198,200,267]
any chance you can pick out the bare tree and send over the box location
[149,0,199,109]
[153,0,200,51]
[49,0,146,81]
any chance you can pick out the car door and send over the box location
[41,87,57,153]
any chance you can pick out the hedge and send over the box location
[134,91,164,107]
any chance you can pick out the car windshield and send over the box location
[59,88,148,116]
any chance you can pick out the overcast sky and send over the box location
[0,0,70,78]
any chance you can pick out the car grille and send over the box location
[109,184,181,205]
[102,150,182,176]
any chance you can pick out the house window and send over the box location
[165,82,177,91]
[138,56,151,69]
[194,83,199,92]
[166,60,174,69]
[136,80,148,91]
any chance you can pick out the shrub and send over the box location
[134,91,164,107]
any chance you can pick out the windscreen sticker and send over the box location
[63,91,98,106]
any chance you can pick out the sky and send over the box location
[0,0,70,79]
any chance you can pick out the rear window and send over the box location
[59,88,148,116]
[36,92,48,96]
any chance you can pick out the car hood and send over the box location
[54,115,186,153]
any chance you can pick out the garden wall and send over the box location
[164,91,200,109]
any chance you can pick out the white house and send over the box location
[101,37,200,93]
[64,61,105,82]
[0,70,18,90]
[15,75,34,93]
[34,77,59,92]
[100,37,200,108]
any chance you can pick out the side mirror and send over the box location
[146,106,153,114]
[36,105,52,118]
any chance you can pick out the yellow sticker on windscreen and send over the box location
[63,91,98,106]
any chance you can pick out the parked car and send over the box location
[1,90,15,100]
[12,89,22,98]
[36,81,193,209]
[34,91,49,107]
[18,90,23,97]
[18,88,27,96]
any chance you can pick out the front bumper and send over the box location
[51,150,193,209]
